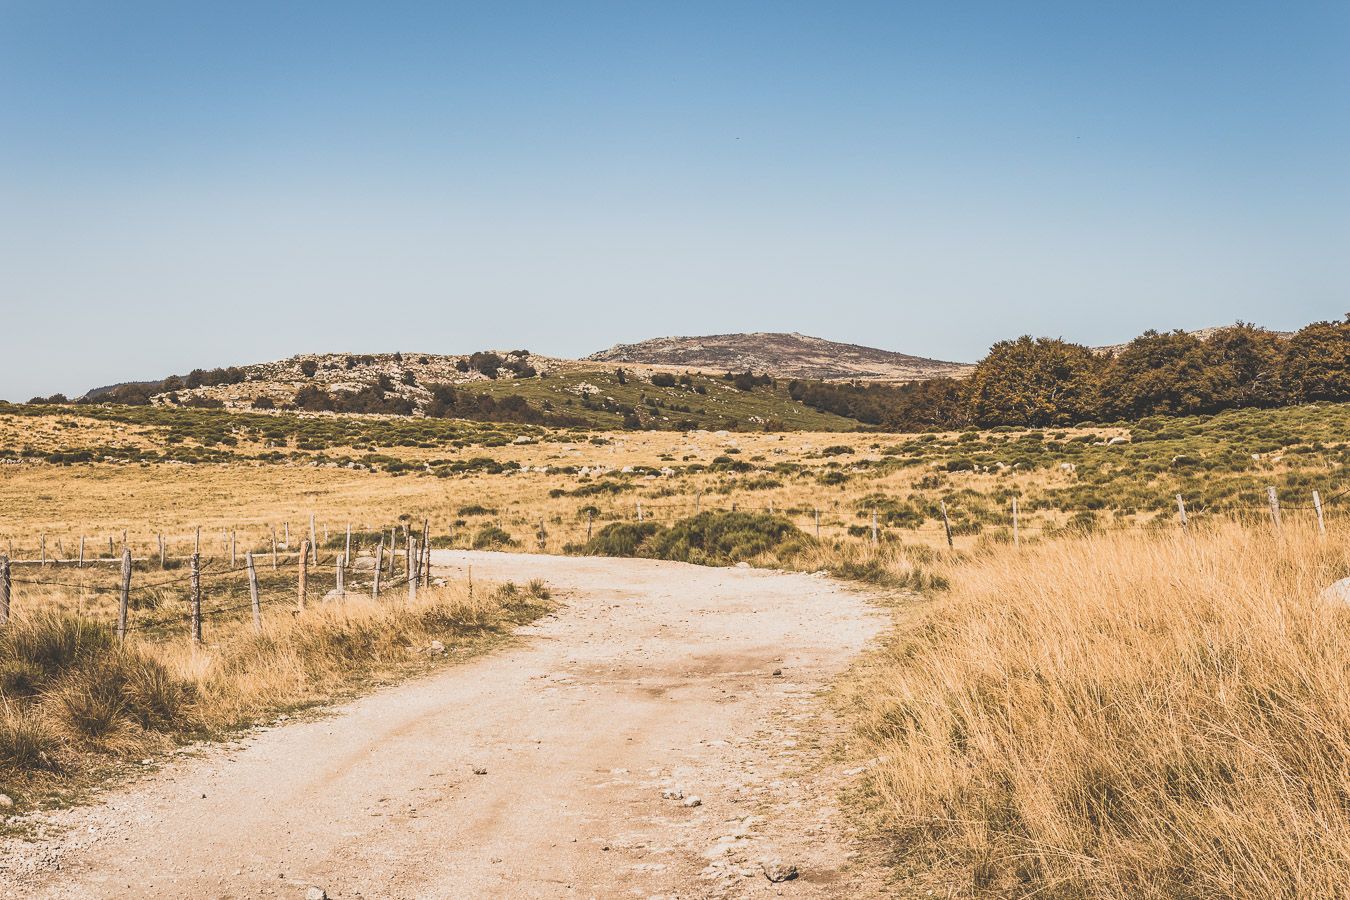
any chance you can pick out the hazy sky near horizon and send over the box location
[1,2,1347,400]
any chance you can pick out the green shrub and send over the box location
[472,525,518,549]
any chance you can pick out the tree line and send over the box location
[792,317,1349,430]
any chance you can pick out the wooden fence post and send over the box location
[0,555,10,626]
[297,540,309,611]
[79,535,86,568]
[814,507,820,539]
[40,534,46,567]
[194,526,201,556]
[1313,490,1326,536]
[407,538,418,605]
[373,539,384,600]
[189,552,202,646]
[871,508,878,546]
[1176,494,1188,530]
[271,526,278,570]
[230,530,237,568]
[107,535,114,558]
[1267,486,1282,530]
[309,515,318,566]
[637,501,644,522]
[334,553,345,599]
[1012,498,1020,547]
[157,533,165,569]
[940,501,954,549]
[345,524,352,567]
[117,548,131,644]
[283,521,290,547]
[423,518,431,587]
[695,492,701,514]
[246,551,261,633]
[587,510,594,542]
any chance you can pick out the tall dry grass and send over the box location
[851,520,1350,899]
[0,580,551,798]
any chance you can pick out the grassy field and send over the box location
[3,399,1349,894]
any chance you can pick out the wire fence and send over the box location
[0,480,1342,637]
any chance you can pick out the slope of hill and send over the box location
[587,332,972,381]
[78,351,863,432]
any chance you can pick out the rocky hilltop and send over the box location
[587,332,971,381]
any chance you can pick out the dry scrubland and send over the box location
[2,400,1349,896]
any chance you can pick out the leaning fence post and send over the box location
[189,552,202,646]
[870,508,878,546]
[117,547,132,643]
[1267,486,1282,530]
[940,500,954,549]
[0,555,10,626]
[1176,494,1188,530]
[297,540,309,611]
[1313,490,1326,536]
[246,551,261,633]
[373,539,384,600]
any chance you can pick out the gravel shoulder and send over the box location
[1,551,888,899]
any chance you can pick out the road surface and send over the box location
[1,551,887,899]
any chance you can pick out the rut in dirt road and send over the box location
[1,551,887,899]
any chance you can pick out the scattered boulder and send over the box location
[683,796,702,808]
[1322,578,1350,605]
[472,766,488,775]
[0,794,13,809]
[305,888,328,900]
[428,640,445,654]
[761,859,798,883]
[661,787,684,800]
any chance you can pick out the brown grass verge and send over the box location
[845,520,1350,898]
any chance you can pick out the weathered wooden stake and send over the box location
[814,507,820,539]
[297,540,309,611]
[345,524,352,566]
[587,511,594,542]
[283,522,290,546]
[407,538,418,605]
[1267,486,1282,530]
[637,501,644,522]
[189,552,202,645]
[40,534,46,567]
[1176,494,1188,530]
[309,515,318,565]
[334,553,345,598]
[940,500,954,549]
[1012,498,1020,547]
[1313,490,1326,536]
[0,555,10,626]
[423,519,431,587]
[157,533,165,569]
[870,508,878,546]
[373,540,384,600]
[246,551,261,633]
[79,535,86,568]
[271,526,278,570]
[230,530,237,568]
[194,526,201,556]
[695,492,702,514]
[117,548,131,643]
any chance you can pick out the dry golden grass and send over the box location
[847,520,1350,898]
[0,578,552,804]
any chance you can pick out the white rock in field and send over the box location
[683,796,702,808]
[662,787,684,800]
[428,640,445,654]
[1321,578,1350,605]
[0,794,13,808]
[761,859,798,882]
[306,888,328,900]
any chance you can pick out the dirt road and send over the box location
[2,551,887,899]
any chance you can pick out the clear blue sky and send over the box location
[1,1,1346,400]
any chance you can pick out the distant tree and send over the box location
[299,359,319,378]
[1201,324,1288,410]
[650,372,677,388]
[1100,330,1211,418]
[1282,317,1350,401]
[967,337,1103,426]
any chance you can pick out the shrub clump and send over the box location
[580,511,806,566]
